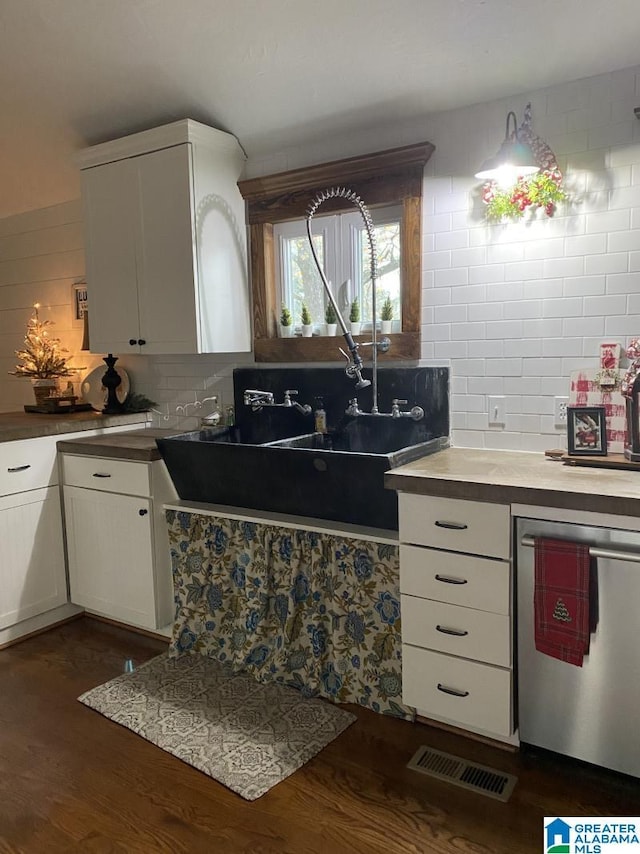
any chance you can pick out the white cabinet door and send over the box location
[0,487,67,630]
[64,486,158,629]
[81,157,141,354]
[136,144,200,354]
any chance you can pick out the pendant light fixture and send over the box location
[475,110,539,186]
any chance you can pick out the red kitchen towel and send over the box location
[534,537,591,666]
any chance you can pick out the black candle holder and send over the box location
[101,353,125,414]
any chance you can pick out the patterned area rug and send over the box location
[78,653,356,800]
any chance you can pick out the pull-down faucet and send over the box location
[306,187,389,412]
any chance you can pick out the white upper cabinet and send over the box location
[78,120,252,355]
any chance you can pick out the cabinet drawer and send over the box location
[402,644,512,737]
[401,595,511,667]
[0,436,58,495]
[62,454,151,496]
[399,494,510,559]
[400,545,510,614]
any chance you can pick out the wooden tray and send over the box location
[24,401,93,415]
[561,452,640,470]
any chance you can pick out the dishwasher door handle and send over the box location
[520,535,640,564]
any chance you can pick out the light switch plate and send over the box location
[488,396,506,426]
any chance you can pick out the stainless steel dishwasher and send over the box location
[516,516,640,778]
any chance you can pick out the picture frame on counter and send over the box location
[567,405,607,456]
[71,281,88,328]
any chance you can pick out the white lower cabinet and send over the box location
[398,493,514,741]
[0,487,67,629]
[62,453,176,631]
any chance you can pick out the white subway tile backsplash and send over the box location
[468,264,505,284]
[467,339,504,358]
[608,229,640,251]
[503,299,542,320]
[606,272,640,293]
[543,256,585,278]
[434,341,468,359]
[451,246,487,267]
[564,234,607,256]
[485,358,523,376]
[522,358,563,377]
[524,238,565,260]
[423,250,452,270]
[542,297,583,318]
[542,337,584,357]
[434,267,468,286]
[504,260,545,281]
[586,208,631,232]
[584,294,627,315]
[451,322,486,341]
[468,302,503,321]
[585,252,628,275]
[434,304,467,323]
[486,243,525,263]
[485,320,523,339]
[451,284,486,304]
[605,315,640,335]
[561,316,606,336]
[435,230,469,251]
[523,318,563,338]
[563,276,606,297]
[486,281,524,302]
[504,338,542,357]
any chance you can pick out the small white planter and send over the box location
[280,325,293,338]
[325,323,338,336]
[381,320,393,335]
[301,324,313,338]
[350,321,361,336]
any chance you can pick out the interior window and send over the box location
[274,205,402,332]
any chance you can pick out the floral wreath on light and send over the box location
[480,103,568,223]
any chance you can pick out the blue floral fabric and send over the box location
[166,510,414,720]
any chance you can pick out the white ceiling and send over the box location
[2,0,640,219]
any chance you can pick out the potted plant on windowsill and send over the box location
[301,303,313,337]
[349,297,361,336]
[324,301,338,336]
[380,294,394,335]
[9,303,76,405]
[280,304,293,338]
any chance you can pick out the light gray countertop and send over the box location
[56,428,176,462]
[385,446,640,517]
[0,410,151,443]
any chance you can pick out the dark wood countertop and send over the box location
[385,447,640,517]
[0,411,151,443]
[56,428,176,461]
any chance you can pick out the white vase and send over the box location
[302,324,313,338]
[280,325,293,338]
[350,321,361,336]
[381,320,392,335]
[325,323,338,336]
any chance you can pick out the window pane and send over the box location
[282,234,324,327]
[357,220,401,326]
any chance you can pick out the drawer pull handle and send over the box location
[7,464,31,473]
[437,683,469,698]
[436,624,469,637]
[434,520,468,530]
[92,472,112,478]
[435,574,468,585]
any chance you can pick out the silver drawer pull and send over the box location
[92,472,112,478]
[437,683,469,698]
[7,464,31,473]
[434,520,468,530]
[436,624,469,637]
[434,574,468,585]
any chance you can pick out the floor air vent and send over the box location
[407,746,517,802]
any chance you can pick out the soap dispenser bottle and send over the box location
[314,396,327,434]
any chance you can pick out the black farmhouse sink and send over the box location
[157,423,448,531]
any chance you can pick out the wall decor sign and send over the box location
[567,405,607,456]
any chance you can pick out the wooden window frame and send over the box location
[238,141,434,363]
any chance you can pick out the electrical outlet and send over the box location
[488,396,506,426]
[554,397,569,427]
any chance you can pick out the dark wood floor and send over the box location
[0,617,638,854]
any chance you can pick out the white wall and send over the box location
[1,64,639,448]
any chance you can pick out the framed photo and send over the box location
[567,405,607,456]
